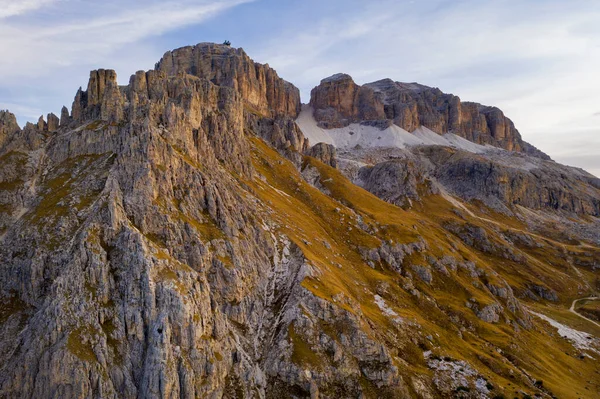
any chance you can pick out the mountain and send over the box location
[0,43,599,399]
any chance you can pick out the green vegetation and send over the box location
[0,295,27,324]
[67,327,97,363]
[288,323,322,369]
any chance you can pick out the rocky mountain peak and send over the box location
[71,68,124,124]
[367,79,432,97]
[309,72,386,128]
[319,73,354,84]
[0,110,20,149]
[156,42,301,119]
[0,110,20,134]
[309,73,550,159]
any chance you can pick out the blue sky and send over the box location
[1,0,599,176]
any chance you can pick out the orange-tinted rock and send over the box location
[72,69,124,124]
[309,74,385,128]
[156,43,300,119]
[309,75,549,158]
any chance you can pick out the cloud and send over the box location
[0,102,44,122]
[0,0,57,18]
[0,0,254,79]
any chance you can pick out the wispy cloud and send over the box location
[0,0,57,18]
[0,0,254,78]
[0,0,253,124]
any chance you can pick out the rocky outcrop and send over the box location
[419,146,600,216]
[357,156,436,207]
[47,113,59,132]
[246,113,308,165]
[366,79,549,158]
[309,73,385,128]
[60,106,70,127]
[306,142,337,168]
[72,69,125,124]
[156,43,301,119]
[0,111,20,150]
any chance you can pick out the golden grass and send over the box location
[67,327,97,363]
[241,136,600,398]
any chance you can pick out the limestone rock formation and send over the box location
[309,73,385,128]
[60,106,70,127]
[419,146,600,216]
[366,79,549,158]
[47,113,60,132]
[309,74,549,158]
[306,142,337,168]
[36,115,46,131]
[0,42,599,399]
[0,110,20,149]
[357,158,435,207]
[71,69,125,124]
[156,43,301,119]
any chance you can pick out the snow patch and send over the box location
[374,294,404,324]
[296,105,490,154]
[295,105,335,146]
[530,311,600,354]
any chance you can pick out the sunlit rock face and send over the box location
[309,74,549,158]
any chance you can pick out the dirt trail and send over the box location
[570,297,600,329]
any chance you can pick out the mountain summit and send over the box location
[0,43,599,398]
[309,73,548,159]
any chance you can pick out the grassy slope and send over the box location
[245,136,600,398]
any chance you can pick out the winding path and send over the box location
[569,297,600,328]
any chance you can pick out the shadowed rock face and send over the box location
[306,142,337,168]
[357,158,436,207]
[309,74,549,159]
[418,146,600,216]
[347,145,600,218]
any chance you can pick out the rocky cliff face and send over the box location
[309,74,549,159]
[340,144,600,220]
[309,74,385,128]
[156,43,301,119]
[419,146,600,216]
[0,43,599,399]
[0,111,21,150]
[0,44,312,398]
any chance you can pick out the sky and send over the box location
[1,0,599,177]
